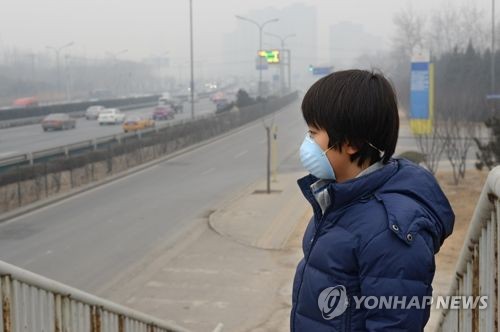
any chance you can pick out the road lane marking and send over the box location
[234,150,248,159]
[201,167,215,175]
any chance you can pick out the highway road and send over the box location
[0,100,309,293]
[0,98,216,158]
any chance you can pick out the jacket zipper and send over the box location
[291,195,374,331]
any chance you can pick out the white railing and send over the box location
[437,166,500,331]
[0,260,191,332]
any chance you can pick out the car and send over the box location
[13,97,39,108]
[215,99,234,113]
[158,96,183,114]
[123,116,155,133]
[152,105,175,120]
[41,113,76,131]
[170,97,184,113]
[85,105,105,120]
[98,108,125,125]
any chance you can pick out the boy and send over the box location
[291,70,455,331]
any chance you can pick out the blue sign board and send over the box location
[312,66,333,76]
[410,62,430,119]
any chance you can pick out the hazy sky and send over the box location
[0,0,494,65]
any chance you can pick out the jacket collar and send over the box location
[297,159,399,217]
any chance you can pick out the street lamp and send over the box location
[492,0,496,114]
[189,0,195,120]
[46,42,74,99]
[265,32,296,94]
[106,49,128,60]
[235,15,279,98]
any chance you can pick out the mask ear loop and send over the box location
[324,145,335,154]
[367,141,384,157]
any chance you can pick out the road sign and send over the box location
[308,65,333,76]
[255,55,269,70]
[410,52,434,135]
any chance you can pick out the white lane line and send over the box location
[234,150,248,159]
[201,167,215,175]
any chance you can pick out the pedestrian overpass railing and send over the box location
[437,166,500,331]
[0,259,191,332]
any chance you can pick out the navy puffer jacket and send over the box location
[291,158,454,331]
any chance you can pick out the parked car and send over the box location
[98,108,125,125]
[41,113,76,131]
[152,105,175,120]
[123,116,155,133]
[85,105,105,120]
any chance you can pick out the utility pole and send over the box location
[492,0,496,113]
[189,0,195,120]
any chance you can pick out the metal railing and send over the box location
[0,92,299,172]
[437,166,500,331]
[0,260,190,332]
[0,112,216,170]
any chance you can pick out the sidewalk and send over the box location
[101,172,311,332]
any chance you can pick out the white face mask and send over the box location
[299,133,336,180]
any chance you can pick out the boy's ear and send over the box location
[343,142,359,156]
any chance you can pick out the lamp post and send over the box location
[235,15,279,98]
[492,0,496,114]
[189,0,195,120]
[46,42,74,99]
[265,32,295,94]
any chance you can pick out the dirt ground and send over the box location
[434,169,488,285]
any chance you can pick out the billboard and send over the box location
[410,53,434,135]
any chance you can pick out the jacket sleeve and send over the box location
[358,228,435,332]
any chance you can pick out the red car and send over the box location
[152,105,175,120]
[13,97,39,107]
[41,113,76,131]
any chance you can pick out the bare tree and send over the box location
[414,124,445,175]
[440,117,479,184]
[427,4,489,56]
[393,5,426,58]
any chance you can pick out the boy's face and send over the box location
[307,125,360,182]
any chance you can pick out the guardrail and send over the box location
[0,112,214,171]
[0,92,298,172]
[437,166,500,331]
[0,259,190,332]
[0,95,161,122]
[0,100,159,130]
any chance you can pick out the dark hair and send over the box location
[301,69,399,166]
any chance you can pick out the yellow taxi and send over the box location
[123,116,155,133]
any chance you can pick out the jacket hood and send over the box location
[375,158,454,253]
[298,158,455,253]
